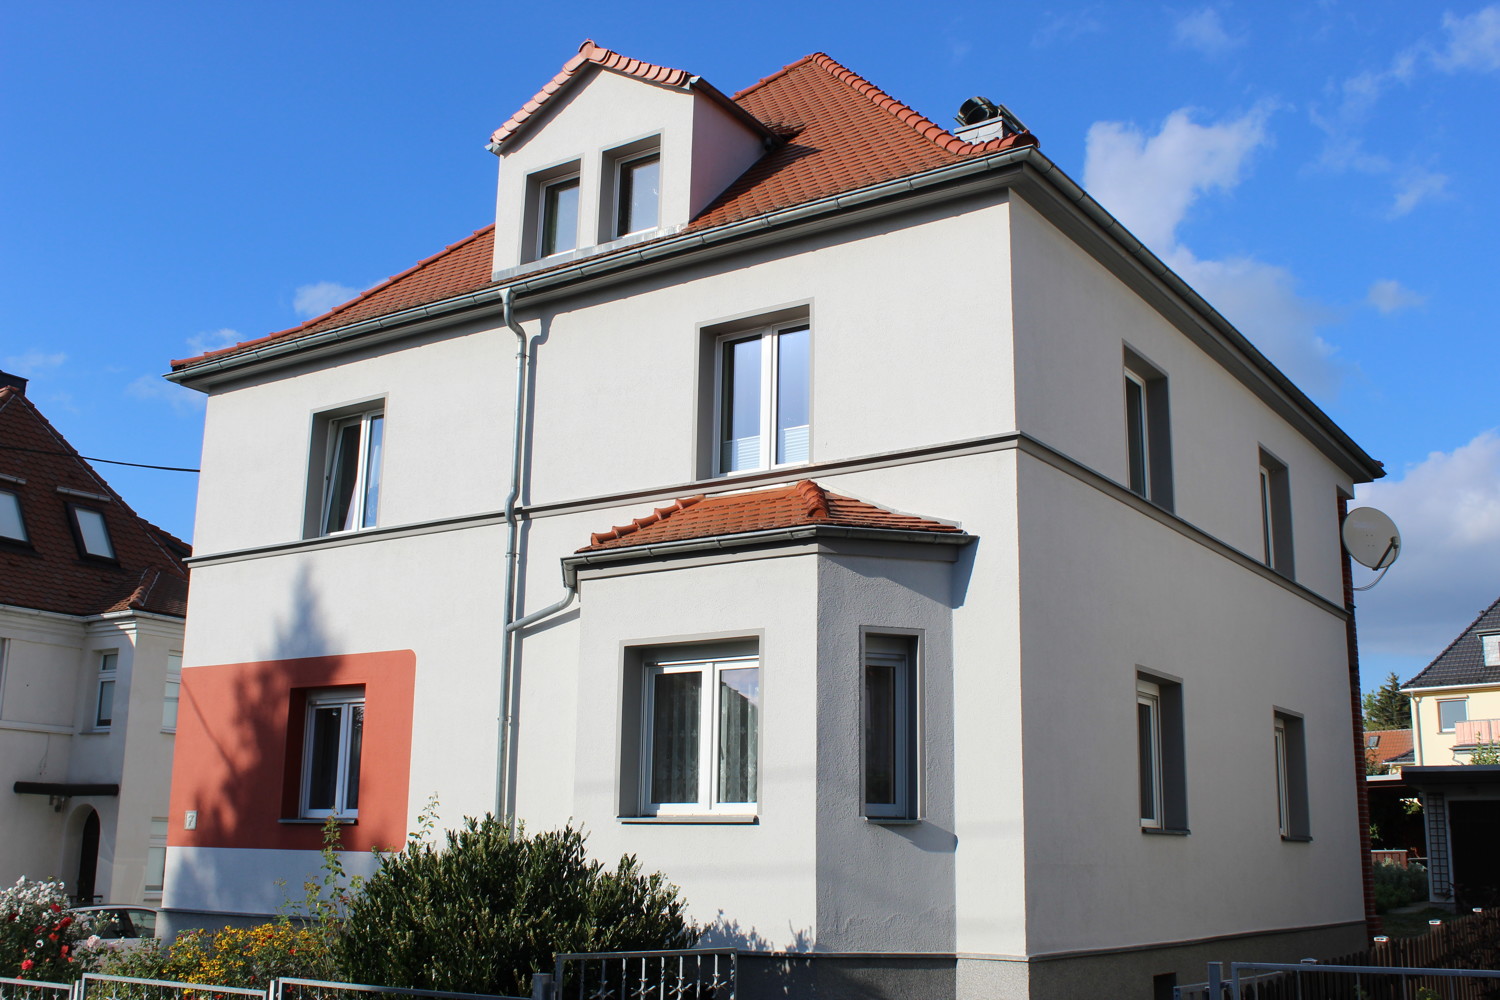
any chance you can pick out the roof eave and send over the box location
[561,523,973,586]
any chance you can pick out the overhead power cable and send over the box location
[0,443,200,473]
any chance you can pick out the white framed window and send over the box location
[70,505,115,559]
[301,689,364,818]
[0,638,8,719]
[94,651,119,730]
[1137,678,1163,829]
[538,174,581,257]
[864,634,918,819]
[715,323,810,475]
[1437,698,1468,733]
[1123,350,1173,510]
[614,151,660,237]
[1258,449,1294,576]
[0,490,27,542]
[1137,672,1187,833]
[320,409,383,535]
[1274,712,1310,840]
[640,651,759,816]
[162,653,182,731]
[1482,633,1500,667]
[144,818,168,896]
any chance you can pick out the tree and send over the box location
[1363,672,1411,731]
[337,817,694,996]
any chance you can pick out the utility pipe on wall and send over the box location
[496,287,576,827]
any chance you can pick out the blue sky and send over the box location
[3,2,1496,691]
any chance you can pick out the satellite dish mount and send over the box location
[1341,507,1402,591]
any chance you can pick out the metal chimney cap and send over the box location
[957,96,1002,126]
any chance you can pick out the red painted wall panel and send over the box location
[166,650,415,852]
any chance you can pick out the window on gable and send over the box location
[614,151,660,237]
[716,323,810,475]
[301,688,364,818]
[1258,449,1294,577]
[864,634,918,819]
[1437,698,1468,733]
[623,642,759,817]
[1274,712,1310,840]
[1123,350,1173,511]
[1137,673,1187,833]
[0,489,27,542]
[320,408,383,535]
[539,175,580,258]
[95,651,119,730]
[70,505,115,559]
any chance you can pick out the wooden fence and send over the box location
[1229,909,1500,1000]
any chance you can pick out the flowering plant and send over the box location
[0,877,95,980]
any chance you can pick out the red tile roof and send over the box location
[579,479,963,552]
[1366,729,1413,766]
[171,47,1037,373]
[0,385,190,618]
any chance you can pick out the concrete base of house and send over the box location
[737,921,1368,1000]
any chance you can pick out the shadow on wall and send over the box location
[701,914,956,1000]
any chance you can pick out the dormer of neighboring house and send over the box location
[487,41,774,278]
[1404,594,1500,765]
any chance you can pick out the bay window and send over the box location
[639,648,759,816]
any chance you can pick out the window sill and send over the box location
[864,816,920,825]
[82,728,112,735]
[619,815,757,825]
[1281,834,1313,843]
[278,817,358,826]
[1142,826,1190,836]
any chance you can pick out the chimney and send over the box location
[0,370,27,395]
[953,97,1028,144]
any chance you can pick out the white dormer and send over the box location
[487,41,773,278]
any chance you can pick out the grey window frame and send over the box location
[0,489,28,543]
[94,650,119,730]
[1258,448,1295,576]
[1137,672,1187,833]
[1274,711,1310,840]
[862,633,919,820]
[1437,698,1468,733]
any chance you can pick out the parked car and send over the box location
[69,905,160,949]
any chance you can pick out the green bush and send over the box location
[1374,861,1428,912]
[337,817,694,996]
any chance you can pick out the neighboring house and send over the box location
[1364,728,1413,775]
[0,371,189,905]
[161,44,1386,1000]
[1400,596,1500,907]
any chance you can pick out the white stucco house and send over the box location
[161,43,1386,1000]
[0,371,188,907]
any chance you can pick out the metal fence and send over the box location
[0,978,74,1000]
[1219,960,1500,1000]
[272,978,528,1000]
[77,974,266,1000]
[551,949,736,1000]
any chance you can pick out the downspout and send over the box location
[496,287,576,828]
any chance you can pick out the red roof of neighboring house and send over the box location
[1367,729,1413,765]
[579,479,963,552]
[0,384,190,618]
[170,45,1037,374]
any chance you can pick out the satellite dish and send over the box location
[1342,507,1401,570]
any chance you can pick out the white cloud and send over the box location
[2,350,67,378]
[1084,106,1270,252]
[1389,168,1449,217]
[1366,279,1426,315]
[126,374,206,414]
[1435,5,1500,73]
[1354,430,1500,665]
[185,328,241,357]
[1032,8,1104,47]
[1174,8,1241,54]
[293,281,361,319]
[1082,105,1347,395]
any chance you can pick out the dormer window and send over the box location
[69,504,115,560]
[614,150,660,237]
[538,172,581,258]
[0,489,26,542]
